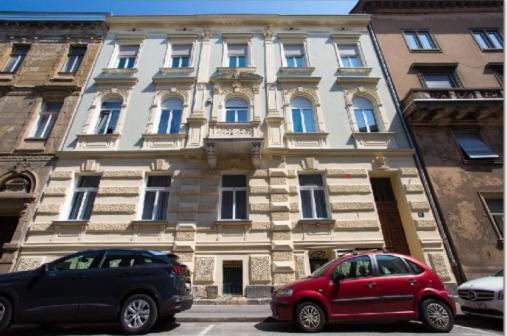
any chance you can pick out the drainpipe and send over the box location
[366,21,465,284]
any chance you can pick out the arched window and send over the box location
[225,98,248,122]
[291,97,316,133]
[95,98,122,134]
[158,98,182,134]
[353,97,378,133]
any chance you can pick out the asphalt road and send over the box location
[5,316,503,336]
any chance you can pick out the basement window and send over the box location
[455,133,499,160]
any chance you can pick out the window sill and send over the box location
[75,133,120,150]
[408,48,442,53]
[279,66,315,75]
[141,133,186,150]
[336,75,380,84]
[351,132,396,149]
[214,219,252,226]
[131,220,170,226]
[217,66,257,74]
[298,218,335,225]
[285,131,328,148]
[24,137,47,142]
[336,67,372,75]
[480,48,503,52]
[50,72,76,82]
[462,159,503,166]
[53,220,89,226]
[94,68,138,86]
[159,67,194,74]
[0,73,15,81]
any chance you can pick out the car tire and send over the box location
[157,313,175,326]
[119,294,158,335]
[295,301,326,333]
[420,298,454,333]
[0,296,13,332]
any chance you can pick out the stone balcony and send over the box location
[402,88,503,124]
[205,121,264,169]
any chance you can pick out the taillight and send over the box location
[171,265,186,275]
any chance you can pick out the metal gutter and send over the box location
[366,20,464,284]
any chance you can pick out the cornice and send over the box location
[107,14,370,28]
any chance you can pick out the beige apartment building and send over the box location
[17,14,456,298]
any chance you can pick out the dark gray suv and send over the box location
[0,249,192,334]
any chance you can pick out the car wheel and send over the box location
[420,299,454,333]
[295,301,326,333]
[0,296,13,332]
[119,294,158,335]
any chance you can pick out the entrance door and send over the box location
[223,261,243,295]
[0,217,19,258]
[309,250,329,273]
[370,178,410,255]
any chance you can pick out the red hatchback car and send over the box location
[271,250,455,333]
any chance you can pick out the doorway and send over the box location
[0,216,19,259]
[223,260,243,295]
[309,250,329,273]
[370,178,411,255]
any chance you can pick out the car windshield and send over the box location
[494,270,504,277]
[309,259,335,278]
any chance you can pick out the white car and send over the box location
[458,270,504,319]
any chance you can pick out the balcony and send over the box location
[402,88,503,124]
[205,121,263,169]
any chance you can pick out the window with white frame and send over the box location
[62,45,86,73]
[142,176,171,220]
[116,45,138,69]
[31,101,63,139]
[353,97,378,133]
[473,30,503,50]
[68,176,100,220]
[225,98,248,122]
[228,44,247,68]
[403,30,438,50]
[158,98,182,134]
[3,45,29,73]
[284,44,306,68]
[337,44,363,68]
[299,175,328,219]
[171,44,192,68]
[455,133,499,160]
[95,98,122,134]
[220,175,247,220]
[291,97,316,132]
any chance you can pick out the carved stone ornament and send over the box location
[250,255,271,282]
[194,256,215,283]
[151,158,169,171]
[302,157,318,170]
[81,159,98,172]
[251,142,262,168]
[374,155,388,170]
[0,175,32,193]
[206,143,217,169]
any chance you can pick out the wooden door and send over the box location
[370,178,410,255]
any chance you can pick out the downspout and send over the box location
[367,20,465,284]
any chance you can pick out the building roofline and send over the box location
[106,14,370,27]
[351,0,503,14]
[0,11,109,22]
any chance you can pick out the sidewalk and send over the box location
[177,304,272,322]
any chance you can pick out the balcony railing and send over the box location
[208,121,261,139]
[402,88,503,123]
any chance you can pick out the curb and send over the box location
[176,317,276,323]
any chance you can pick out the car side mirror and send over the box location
[38,263,49,274]
[333,273,346,283]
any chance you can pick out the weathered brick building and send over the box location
[0,13,106,272]
[352,0,504,281]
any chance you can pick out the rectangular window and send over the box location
[228,44,247,68]
[3,45,29,73]
[473,30,503,50]
[403,31,438,50]
[337,44,363,68]
[95,101,121,134]
[292,108,315,133]
[31,102,62,139]
[142,176,171,220]
[455,133,500,160]
[354,108,378,133]
[284,44,306,68]
[158,109,182,134]
[299,175,328,219]
[62,46,86,73]
[220,175,247,220]
[421,72,457,88]
[483,197,504,238]
[171,44,191,68]
[68,176,100,220]
[116,45,138,69]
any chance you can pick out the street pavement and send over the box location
[5,316,503,336]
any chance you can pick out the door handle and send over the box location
[408,279,418,285]
[367,282,376,288]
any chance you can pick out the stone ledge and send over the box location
[409,201,430,211]
[325,168,367,178]
[331,202,375,212]
[101,171,143,179]
[87,222,131,232]
[249,186,270,195]
[92,204,136,214]
[268,168,287,177]
[44,188,67,197]
[404,184,424,193]
[327,185,371,194]
[400,168,419,177]
[97,187,139,196]
[36,204,61,215]
[334,220,379,230]
[50,171,73,180]
[415,219,437,230]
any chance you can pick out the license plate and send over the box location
[471,302,487,310]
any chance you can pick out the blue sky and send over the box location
[0,0,358,15]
